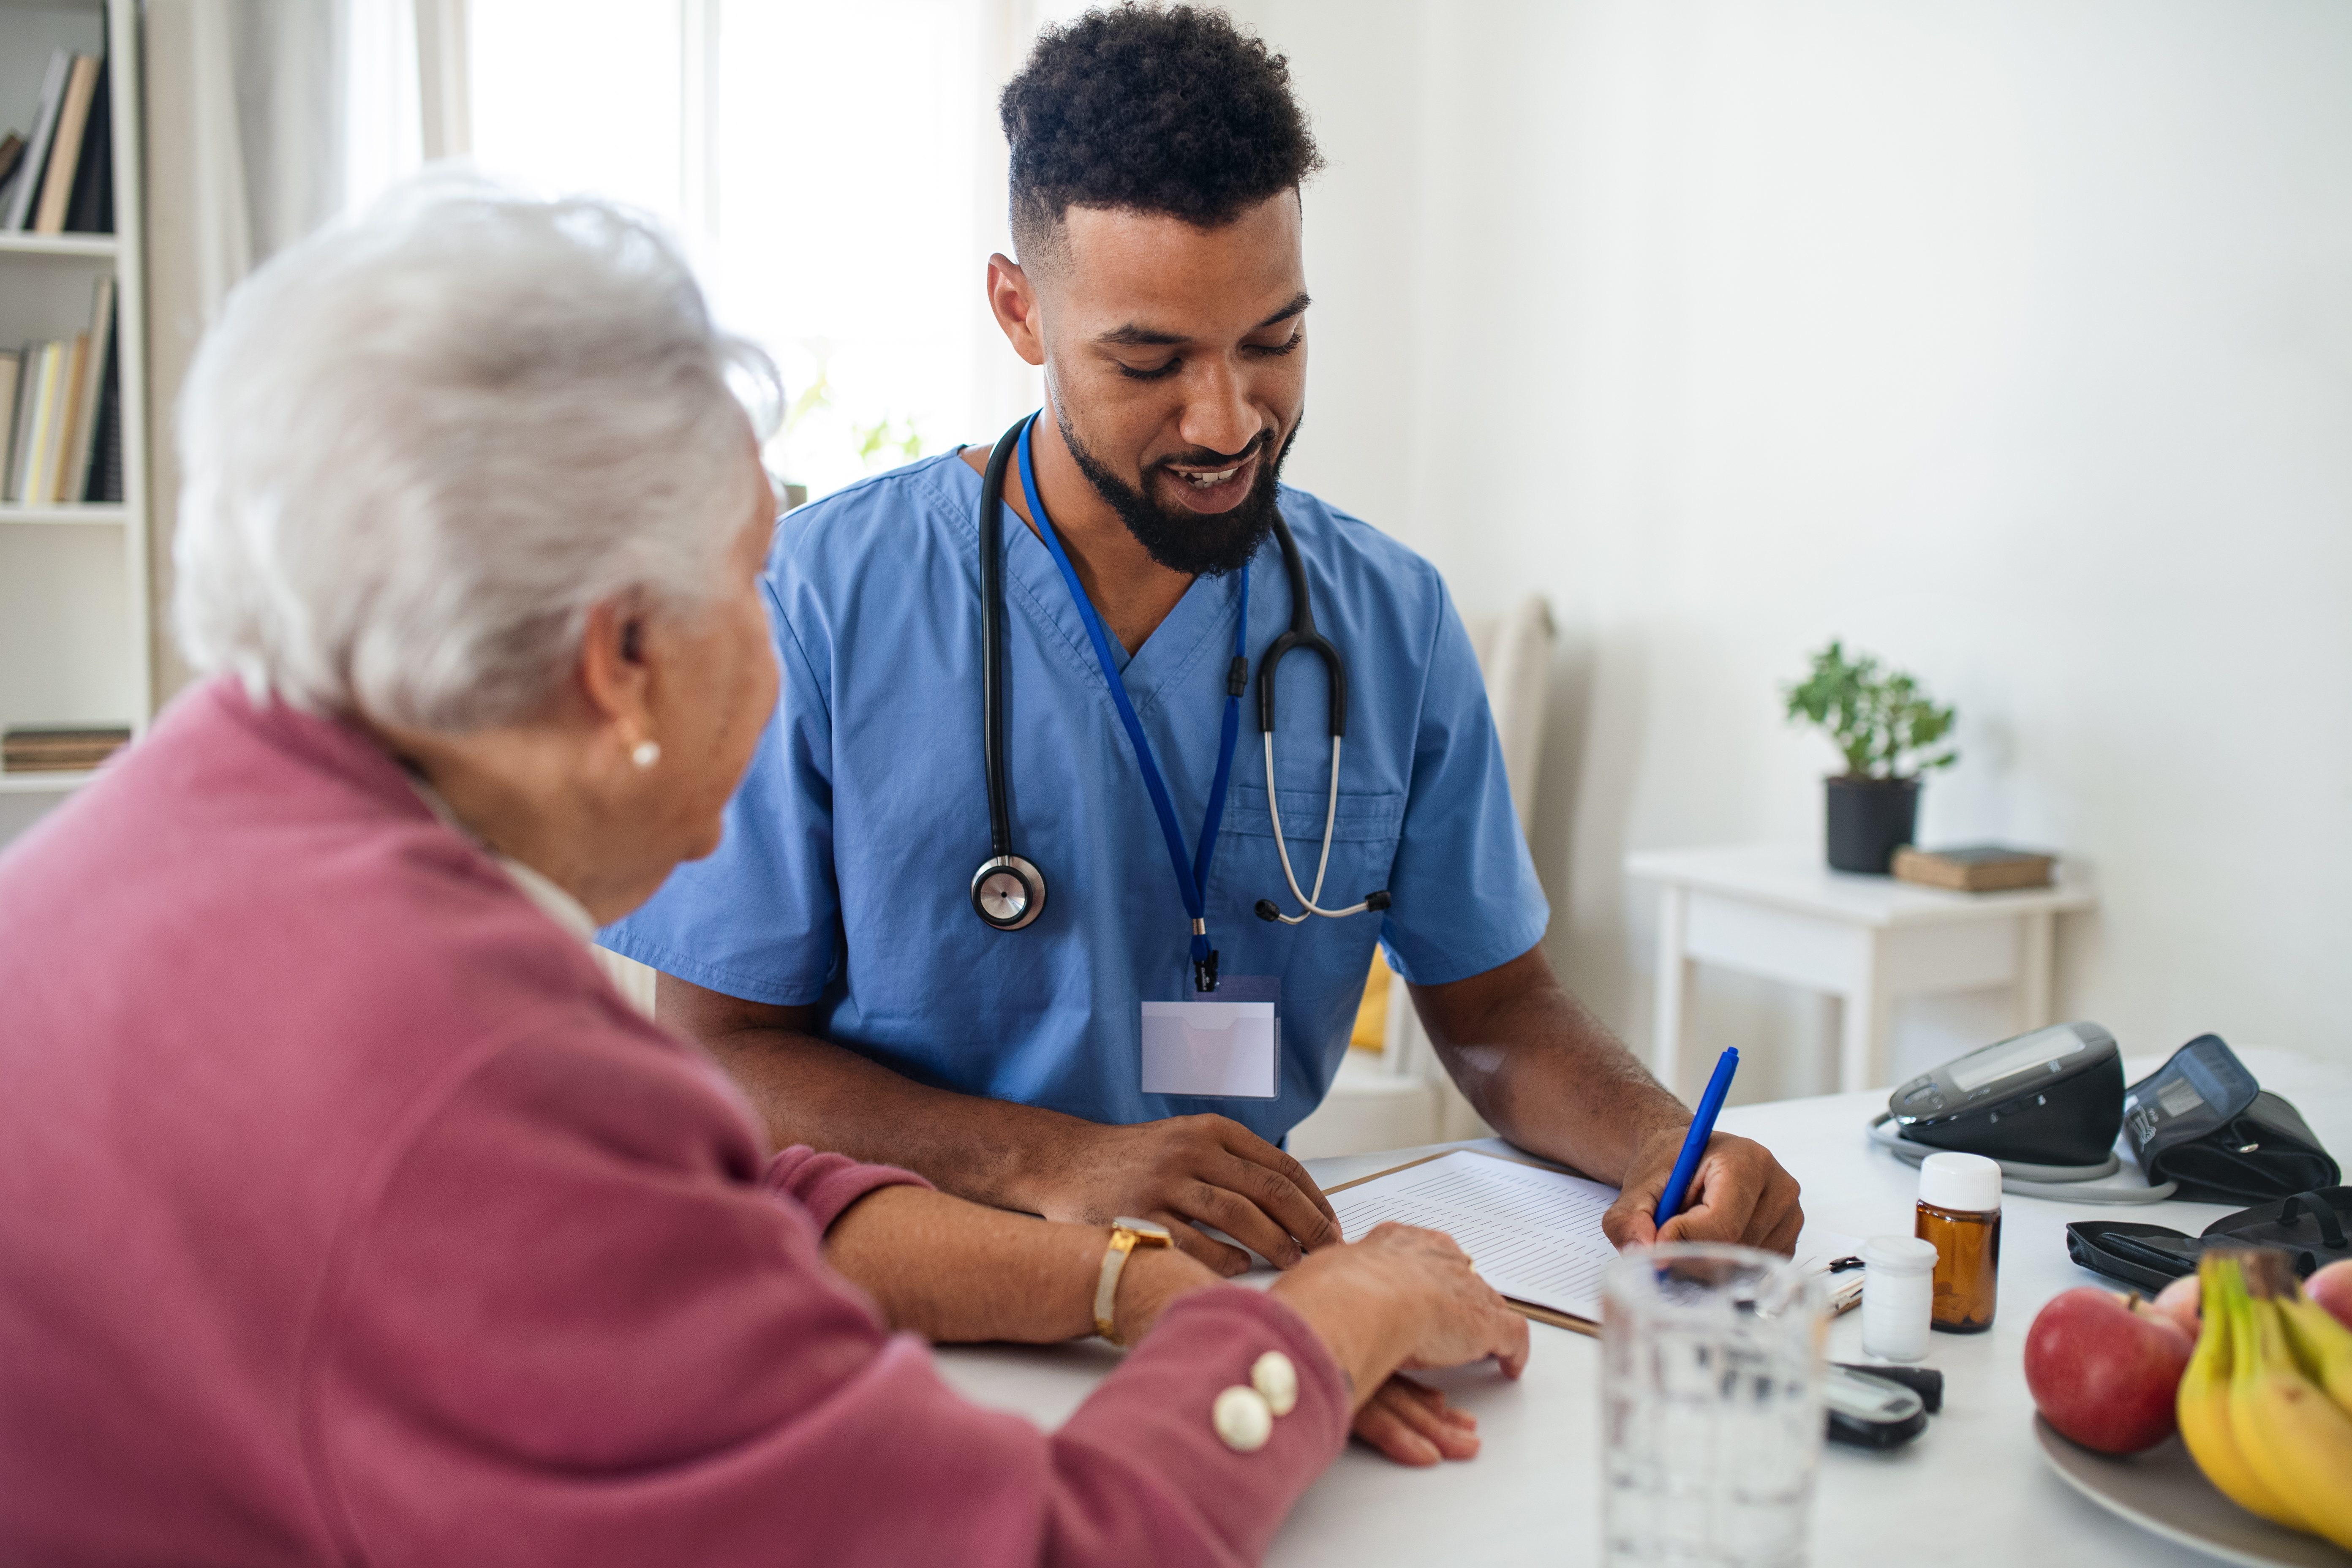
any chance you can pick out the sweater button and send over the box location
[1250,1350,1298,1416]
[1213,1385,1274,1452]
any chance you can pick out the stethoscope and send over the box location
[968,413,1391,937]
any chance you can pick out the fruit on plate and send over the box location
[2177,1249,2352,1550]
[2178,1257,2309,1532]
[2159,1258,2352,1337]
[2153,1273,2201,1336]
[2025,1287,2194,1453]
[2308,1259,2352,1331]
[2278,1286,2352,1410]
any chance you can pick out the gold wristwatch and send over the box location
[1093,1217,1174,1345]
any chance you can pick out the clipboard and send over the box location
[1328,1149,1866,1333]
[1324,1147,1606,1338]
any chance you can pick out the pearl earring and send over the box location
[631,739,661,769]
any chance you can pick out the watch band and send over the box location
[1093,1217,1173,1345]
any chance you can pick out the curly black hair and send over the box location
[1000,5,1322,265]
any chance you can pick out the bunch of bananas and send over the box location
[2177,1248,2352,1549]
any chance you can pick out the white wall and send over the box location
[1231,0,2352,1098]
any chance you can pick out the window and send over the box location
[467,0,1078,499]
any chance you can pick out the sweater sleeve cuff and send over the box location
[760,1145,933,1233]
[1044,1284,1354,1563]
[1167,1285,1354,1448]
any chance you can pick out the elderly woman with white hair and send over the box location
[0,185,1525,1567]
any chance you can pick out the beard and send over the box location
[1056,405,1301,578]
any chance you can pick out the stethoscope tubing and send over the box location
[978,417,1022,860]
[1262,734,1377,923]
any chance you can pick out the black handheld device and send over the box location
[1834,1361,1944,1414]
[1823,1365,1929,1449]
[1887,1021,2123,1167]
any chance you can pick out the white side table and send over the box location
[1624,844,2098,1094]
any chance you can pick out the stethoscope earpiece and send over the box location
[1257,890,1387,925]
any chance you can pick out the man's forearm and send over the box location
[1410,950,1803,1252]
[694,1015,1097,1214]
[1413,949,1688,1184]
[657,969,1345,1274]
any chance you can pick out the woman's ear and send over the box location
[578,594,659,760]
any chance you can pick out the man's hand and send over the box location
[1601,1128,1803,1253]
[1037,1113,1342,1275]
[1350,1375,1482,1465]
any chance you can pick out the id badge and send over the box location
[1140,977,1280,1099]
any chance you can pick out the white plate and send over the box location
[2034,1417,2352,1568]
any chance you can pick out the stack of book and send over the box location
[0,45,119,510]
[1890,845,2056,893]
[1,274,118,505]
[0,48,114,236]
[2,724,130,774]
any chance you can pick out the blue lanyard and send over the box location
[1015,416,1247,992]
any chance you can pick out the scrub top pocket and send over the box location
[1209,783,1405,920]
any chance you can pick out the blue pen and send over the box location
[1654,1047,1739,1230]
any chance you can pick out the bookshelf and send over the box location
[0,501,121,523]
[0,0,149,844]
[0,229,112,258]
[0,768,95,795]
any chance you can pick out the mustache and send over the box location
[1152,431,1276,471]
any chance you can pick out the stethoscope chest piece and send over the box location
[971,853,1046,931]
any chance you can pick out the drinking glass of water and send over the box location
[1602,1244,1826,1568]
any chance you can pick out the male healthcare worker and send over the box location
[604,7,1801,1281]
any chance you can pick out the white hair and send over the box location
[173,177,777,731]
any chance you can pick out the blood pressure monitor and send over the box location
[1888,1021,2124,1167]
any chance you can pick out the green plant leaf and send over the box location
[1783,639,1959,778]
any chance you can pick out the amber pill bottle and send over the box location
[1915,1152,2002,1334]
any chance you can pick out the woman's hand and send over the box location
[1369,1222,1531,1376]
[1110,1244,1223,1344]
[1268,1221,1529,1428]
[1350,1375,1482,1466]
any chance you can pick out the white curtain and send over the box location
[140,0,465,702]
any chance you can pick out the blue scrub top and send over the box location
[601,449,1549,1144]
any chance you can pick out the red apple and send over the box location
[2309,1259,2352,1330]
[2152,1274,2200,1336]
[2024,1288,2195,1454]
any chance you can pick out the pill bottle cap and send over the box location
[1862,1234,1941,1274]
[1918,1151,2003,1212]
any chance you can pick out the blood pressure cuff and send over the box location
[2066,1189,2352,1293]
[2121,1034,2340,1205]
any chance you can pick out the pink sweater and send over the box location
[0,680,1348,1566]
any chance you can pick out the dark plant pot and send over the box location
[1824,776,1920,874]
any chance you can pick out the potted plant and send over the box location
[1783,640,1957,873]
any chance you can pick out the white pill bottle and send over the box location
[1860,1234,1940,1362]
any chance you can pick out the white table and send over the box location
[932,1045,2350,1568]
[1626,843,2099,1094]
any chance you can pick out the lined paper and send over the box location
[1328,1149,1620,1322]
